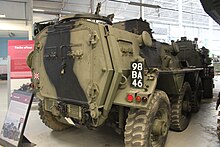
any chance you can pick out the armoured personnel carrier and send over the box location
[27,11,213,146]
[175,37,214,111]
[213,56,220,75]
[176,37,212,67]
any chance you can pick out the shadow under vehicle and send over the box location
[27,5,214,146]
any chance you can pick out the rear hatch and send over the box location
[39,20,113,106]
[43,21,87,104]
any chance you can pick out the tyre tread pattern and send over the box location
[38,100,70,131]
[124,90,170,147]
[191,78,203,113]
[170,82,191,131]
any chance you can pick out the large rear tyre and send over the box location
[124,90,170,147]
[38,100,71,131]
[170,82,192,131]
[191,78,203,113]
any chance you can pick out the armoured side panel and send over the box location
[113,19,153,37]
[157,72,184,95]
[104,26,156,108]
[140,41,162,68]
[69,21,114,107]
[177,40,203,67]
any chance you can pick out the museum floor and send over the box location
[0,77,220,147]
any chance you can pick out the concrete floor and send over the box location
[0,77,220,147]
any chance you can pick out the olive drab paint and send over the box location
[27,12,214,147]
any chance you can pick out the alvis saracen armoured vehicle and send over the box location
[27,9,214,146]
[175,37,214,112]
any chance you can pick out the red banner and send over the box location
[8,40,34,79]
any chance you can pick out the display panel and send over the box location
[0,90,33,147]
[8,40,34,79]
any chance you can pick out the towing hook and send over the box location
[57,102,67,116]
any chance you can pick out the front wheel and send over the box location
[124,90,170,147]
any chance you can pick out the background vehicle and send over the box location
[27,8,214,146]
[213,55,220,75]
[176,37,214,109]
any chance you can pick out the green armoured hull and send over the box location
[27,12,213,146]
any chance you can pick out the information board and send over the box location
[8,40,34,79]
[0,90,34,147]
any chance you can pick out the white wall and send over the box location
[0,20,33,39]
[11,79,31,90]
[33,13,58,23]
[151,22,220,56]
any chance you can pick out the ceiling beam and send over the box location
[33,6,83,15]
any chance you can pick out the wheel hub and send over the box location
[152,119,168,137]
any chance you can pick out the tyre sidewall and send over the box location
[148,93,170,147]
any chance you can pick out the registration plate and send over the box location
[131,62,144,88]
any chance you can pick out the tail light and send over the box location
[127,94,134,102]
[142,97,148,103]
[136,96,141,103]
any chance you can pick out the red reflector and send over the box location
[127,94,133,102]
[136,96,141,103]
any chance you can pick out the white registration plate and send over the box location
[131,62,144,88]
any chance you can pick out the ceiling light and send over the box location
[33,9,45,12]
[0,14,6,18]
